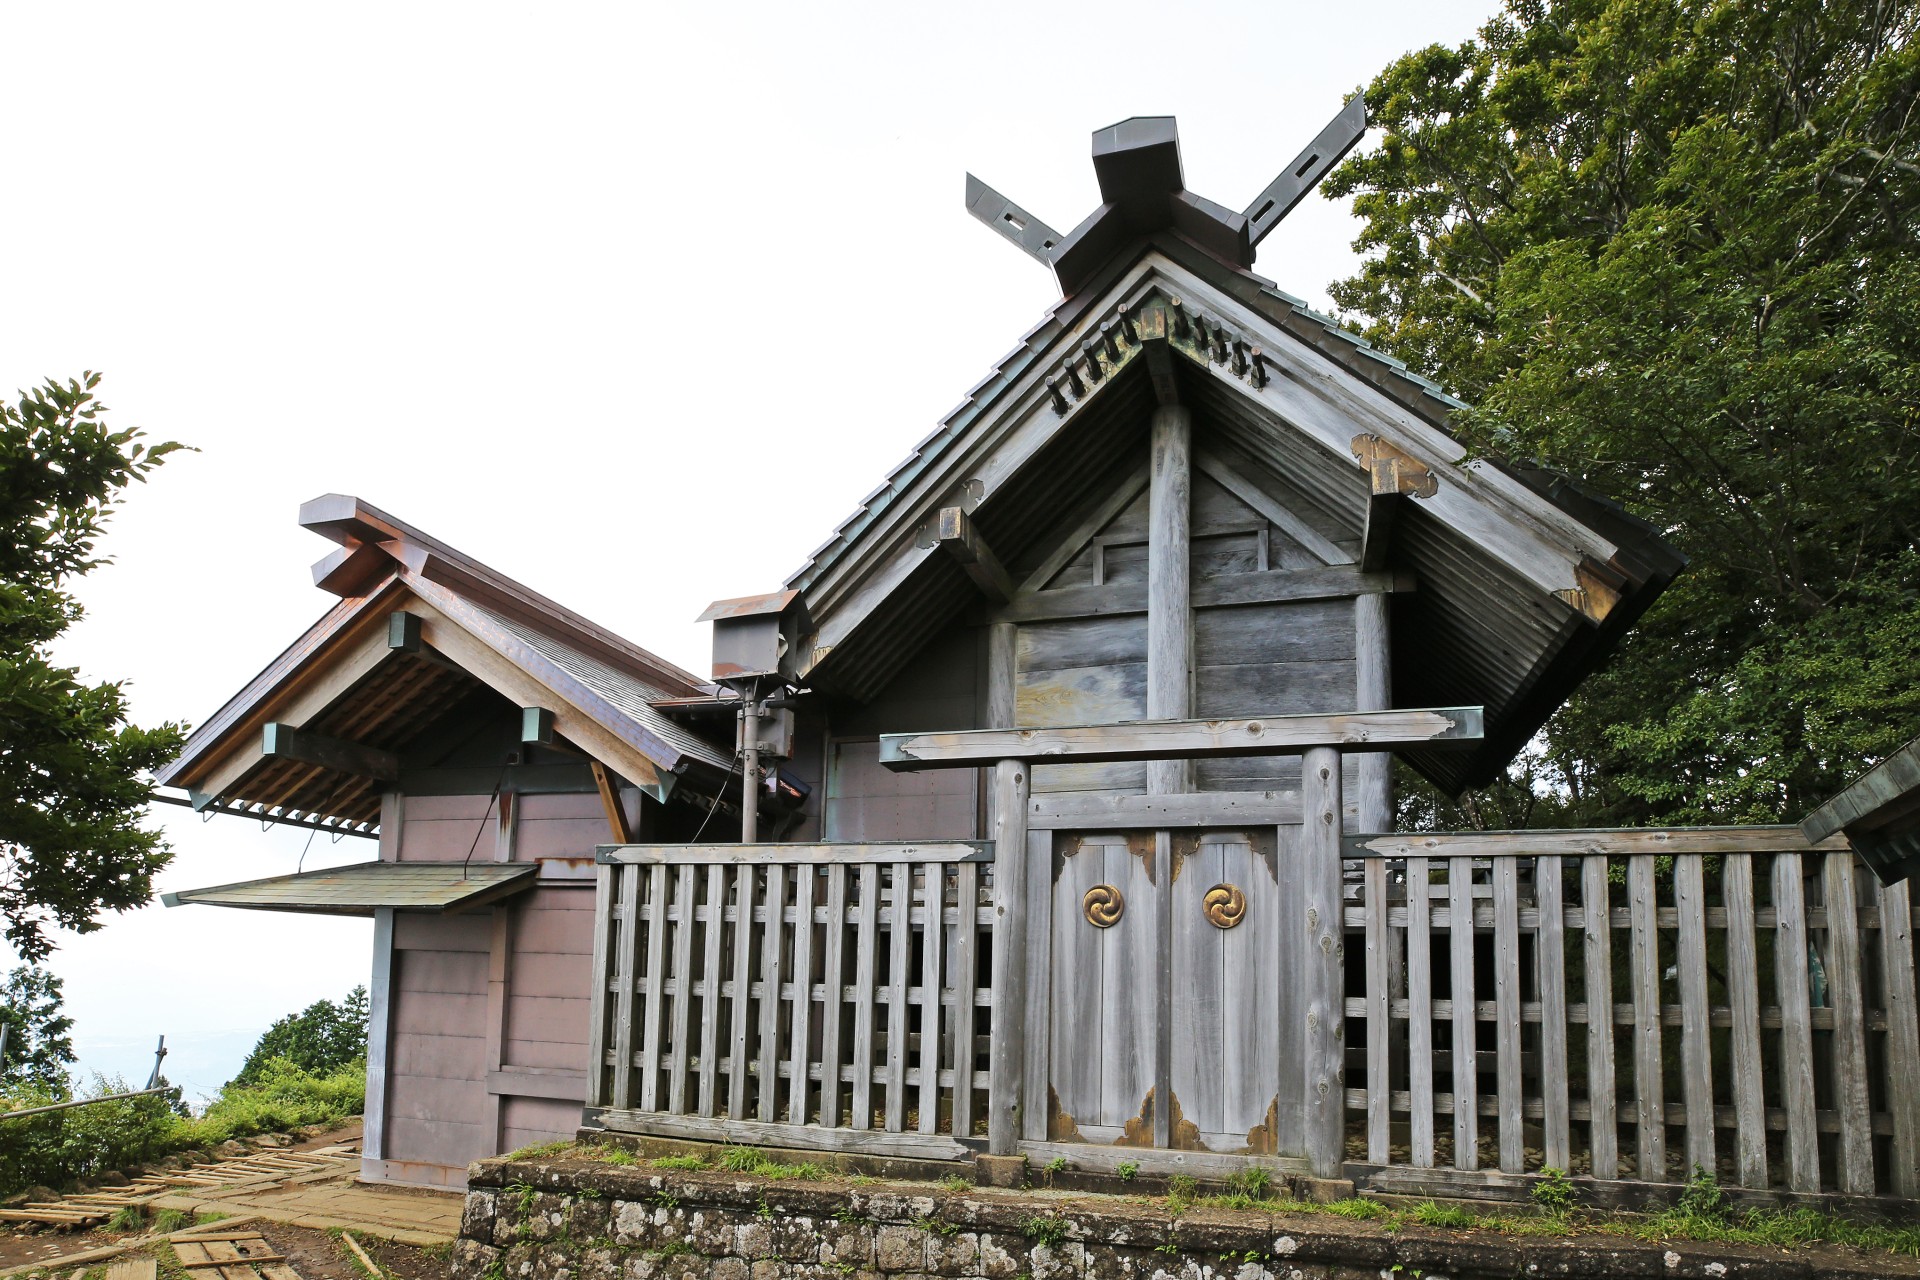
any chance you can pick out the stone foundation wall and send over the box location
[454,1154,1904,1280]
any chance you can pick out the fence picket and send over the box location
[666,864,697,1114]
[610,863,640,1111]
[884,862,913,1132]
[1672,855,1715,1176]
[727,865,755,1120]
[1581,856,1617,1180]
[1365,857,1391,1163]
[1772,852,1819,1192]
[851,864,879,1129]
[951,862,980,1139]
[757,865,788,1123]
[1879,878,1920,1197]
[698,864,725,1117]
[819,864,849,1128]
[919,862,946,1134]
[1448,857,1477,1170]
[1406,855,1434,1169]
[1722,854,1767,1187]
[1535,855,1569,1172]
[789,864,817,1127]
[638,863,670,1112]
[1823,855,1874,1194]
[1628,854,1665,1182]
[1493,857,1523,1172]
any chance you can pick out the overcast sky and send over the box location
[2,0,1496,1098]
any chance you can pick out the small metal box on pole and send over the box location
[696,590,811,841]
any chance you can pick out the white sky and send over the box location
[2,0,1494,1098]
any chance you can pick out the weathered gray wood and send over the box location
[726,865,755,1120]
[1878,878,1920,1196]
[1301,745,1345,1177]
[788,864,816,1127]
[1721,854,1767,1188]
[1364,857,1391,1162]
[1192,447,1353,566]
[638,863,669,1112]
[1152,830,1174,1149]
[1406,856,1434,1168]
[260,721,399,782]
[1051,836,1099,1139]
[1146,403,1193,797]
[1449,857,1478,1171]
[1627,855,1665,1182]
[594,1108,967,1160]
[818,863,849,1128]
[850,863,880,1129]
[698,864,725,1117]
[1018,464,1151,594]
[1671,855,1716,1176]
[994,565,1407,625]
[882,706,1483,769]
[884,862,912,1131]
[1535,856,1570,1172]
[1492,857,1523,1172]
[364,907,396,1159]
[937,506,1015,604]
[1352,592,1392,832]
[1581,856,1617,1179]
[987,760,1031,1154]
[584,873,610,1112]
[1171,835,1222,1137]
[1029,790,1301,828]
[1771,852,1820,1192]
[666,864,696,1114]
[600,841,994,865]
[919,861,945,1134]
[1350,827,1845,858]
[1822,854,1874,1194]
[951,860,980,1139]
[1220,833,1282,1146]
[757,864,788,1123]
[1020,825,1051,1143]
[986,622,1017,836]
[611,864,640,1112]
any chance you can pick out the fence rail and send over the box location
[1343,830,1920,1198]
[586,843,994,1158]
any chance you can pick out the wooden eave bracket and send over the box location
[1351,434,1438,573]
[935,506,1015,604]
[590,760,635,843]
[312,542,396,597]
[1553,557,1629,625]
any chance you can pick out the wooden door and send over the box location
[1045,828,1301,1155]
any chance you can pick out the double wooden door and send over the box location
[1045,827,1304,1155]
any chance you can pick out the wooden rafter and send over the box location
[934,506,1015,604]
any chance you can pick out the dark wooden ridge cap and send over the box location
[300,494,708,695]
[1800,735,1920,884]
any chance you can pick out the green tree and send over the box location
[1329,0,1920,825]
[0,965,76,1094]
[0,373,187,959]
[232,986,369,1085]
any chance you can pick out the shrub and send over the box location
[232,989,368,1086]
[1530,1167,1576,1217]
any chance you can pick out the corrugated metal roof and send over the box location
[161,860,537,916]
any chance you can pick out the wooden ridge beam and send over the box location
[261,722,399,782]
[935,506,1015,604]
[880,706,1483,771]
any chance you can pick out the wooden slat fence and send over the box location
[585,842,994,1158]
[1344,829,1920,1197]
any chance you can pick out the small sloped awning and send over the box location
[160,860,538,916]
[1801,737,1920,885]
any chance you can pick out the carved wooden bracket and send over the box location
[1553,557,1628,625]
[1350,434,1439,498]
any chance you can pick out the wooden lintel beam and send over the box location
[589,760,634,844]
[1345,825,1849,860]
[261,723,399,783]
[879,706,1483,771]
[935,507,1015,604]
[597,840,993,866]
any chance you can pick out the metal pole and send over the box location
[0,1084,178,1121]
[146,1034,168,1089]
[739,697,761,844]
[0,1021,11,1078]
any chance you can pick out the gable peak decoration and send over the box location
[966,96,1367,297]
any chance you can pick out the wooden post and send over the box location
[985,622,1017,833]
[363,907,395,1170]
[1353,593,1392,828]
[1302,745,1345,1177]
[1146,404,1192,796]
[987,758,1032,1155]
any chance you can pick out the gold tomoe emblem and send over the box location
[1083,884,1125,928]
[1203,884,1246,929]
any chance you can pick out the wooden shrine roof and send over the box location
[161,859,538,916]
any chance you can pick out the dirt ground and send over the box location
[0,1121,446,1279]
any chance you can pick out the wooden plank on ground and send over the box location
[105,1259,157,1280]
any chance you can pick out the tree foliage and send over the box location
[232,986,369,1086]
[1329,0,1920,825]
[0,374,187,959]
[0,965,75,1094]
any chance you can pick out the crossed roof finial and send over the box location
[965,95,1366,296]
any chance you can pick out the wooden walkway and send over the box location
[0,1146,360,1229]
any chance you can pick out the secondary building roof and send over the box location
[161,860,537,916]
[1801,736,1920,884]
